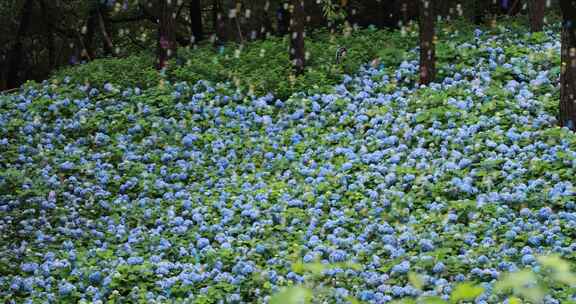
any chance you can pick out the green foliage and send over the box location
[283,256,576,304]
[270,287,313,304]
[171,27,414,99]
[319,0,347,23]
[48,17,554,101]
[50,27,414,99]
[495,270,544,303]
[408,272,425,290]
[275,259,364,303]
[450,283,484,303]
[51,53,160,89]
[538,255,576,286]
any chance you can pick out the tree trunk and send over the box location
[82,1,100,60]
[190,0,204,43]
[98,4,115,56]
[213,0,226,46]
[418,0,435,85]
[343,0,355,27]
[472,0,487,24]
[401,0,408,25]
[7,0,35,89]
[85,13,97,59]
[559,0,576,130]
[277,2,290,36]
[38,0,56,69]
[261,1,274,38]
[435,0,450,20]
[157,0,177,70]
[377,0,385,28]
[508,0,522,16]
[290,0,305,75]
[380,0,400,29]
[500,0,509,14]
[233,0,244,43]
[528,0,545,32]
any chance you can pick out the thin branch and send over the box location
[175,1,186,20]
[96,5,114,54]
[76,31,92,61]
[1,87,19,95]
[508,0,521,15]
[235,17,244,44]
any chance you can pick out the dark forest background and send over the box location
[0,0,558,91]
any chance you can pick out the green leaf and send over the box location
[389,299,417,304]
[345,296,363,304]
[507,297,522,304]
[408,272,425,290]
[292,262,305,274]
[450,283,484,303]
[270,287,313,304]
[537,255,576,286]
[303,262,327,275]
[495,270,544,303]
[421,296,448,304]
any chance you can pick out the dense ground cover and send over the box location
[48,17,497,100]
[2,20,576,303]
[49,27,415,100]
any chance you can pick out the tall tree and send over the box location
[83,3,99,60]
[190,0,204,43]
[559,0,576,130]
[97,3,115,56]
[38,0,56,68]
[212,0,225,46]
[379,0,400,28]
[418,0,435,85]
[400,0,409,25]
[157,0,177,70]
[289,0,305,75]
[528,0,545,32]
[508,0,522,15]
[277,1,290,36]
[472,0,487,24]
[261,1,274,38]
[233,0,244,43]
[6,0,35,89]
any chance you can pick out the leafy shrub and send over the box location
[274,255,576,304]
[49,27,416,99]
[47,18,557,101]
[51,52,160,89]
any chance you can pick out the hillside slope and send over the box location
[1,24,574,303]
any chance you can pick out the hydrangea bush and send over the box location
[1,24,575,303]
